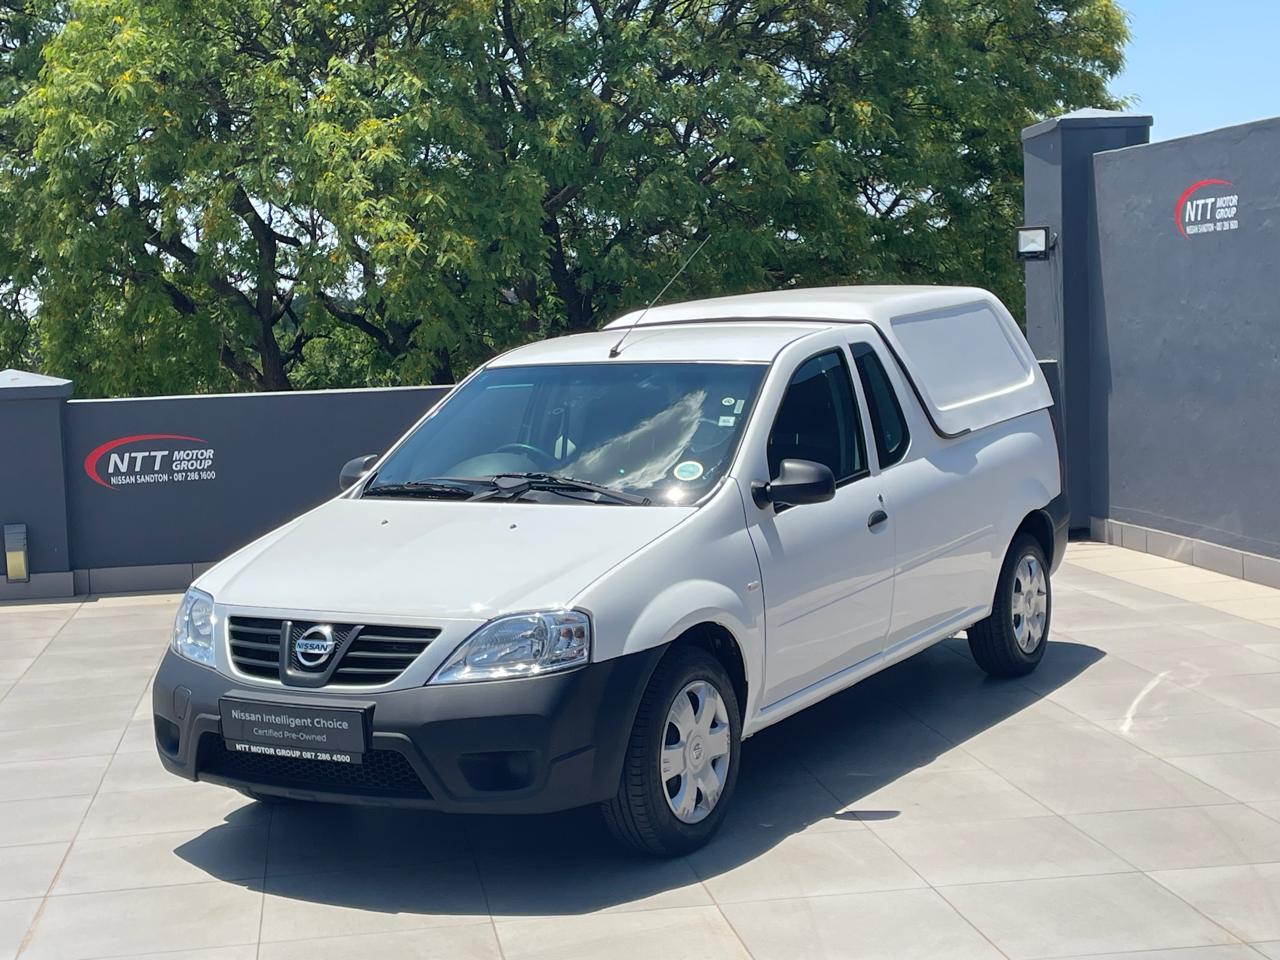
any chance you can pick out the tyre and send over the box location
[602,646,741,856]
[968,533,1051,677]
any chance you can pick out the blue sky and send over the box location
[1110,0,1278,141]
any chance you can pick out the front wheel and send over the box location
[601,647,741,856]
[968,533,1051,677]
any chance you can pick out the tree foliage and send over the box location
[2,0,1127,395]
[0,0,59,371]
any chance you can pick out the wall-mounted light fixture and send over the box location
[3,524,29,583]
[1015,225,1056,261]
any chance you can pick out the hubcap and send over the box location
[660,680,732,824]
[1011,553,1049,652]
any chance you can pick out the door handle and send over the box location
[867,509,889,529]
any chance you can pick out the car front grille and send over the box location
[227,616,283,679]
[227,616,440,686]
[198,735,431,799]
[326,624,439,685]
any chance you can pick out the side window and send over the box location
[768,351,867,482]
[851,341,910,467]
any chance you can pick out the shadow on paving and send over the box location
[174,637,1103,917]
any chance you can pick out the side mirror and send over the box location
[752,459,836,509]
[339,454,379,491]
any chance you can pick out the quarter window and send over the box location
[851,342,910,467]
[768,351,867,482]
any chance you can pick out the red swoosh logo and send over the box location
[1174,178,1232,238]
[83,434,206,489]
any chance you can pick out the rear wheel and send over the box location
[602,646,741,856]
[968,533,1051,677]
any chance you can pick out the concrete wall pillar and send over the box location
[0,369,75,599]
[1021,109,1152,529]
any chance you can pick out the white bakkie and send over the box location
[155,285,1066,855]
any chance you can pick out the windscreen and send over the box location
[370,362,767,503]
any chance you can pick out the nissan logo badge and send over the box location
[295,624,337,668]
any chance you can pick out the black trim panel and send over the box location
[1044,491,1069,574]
[153,645,667,814]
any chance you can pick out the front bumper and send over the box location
[152,645,665,813]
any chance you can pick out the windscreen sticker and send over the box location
[721,396,736,407]
[673,460,704,482]
[718,416,736,427]
[734,399,745,414]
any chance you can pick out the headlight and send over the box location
[430,609,591,684]
[171,588,217,667]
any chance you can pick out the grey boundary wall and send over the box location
[1023,109,1280,575]
[1,372,447,600]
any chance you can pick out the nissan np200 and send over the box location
[154,286,1067,855]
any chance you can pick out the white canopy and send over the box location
[607,285,1053,437]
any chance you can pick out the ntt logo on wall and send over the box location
[1175,178,1240,238]
[83,434,218,490]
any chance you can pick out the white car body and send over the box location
[193,285,1061,738]
[156,285,1063,853]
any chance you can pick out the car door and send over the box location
[848,332,996,651]
[741,344,896,708]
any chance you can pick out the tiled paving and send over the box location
[2,542,1280,958]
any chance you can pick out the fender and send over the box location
[620,582,755,658]
[618,581,763,721]
[984,472,1057,600]
[572,486,766,722]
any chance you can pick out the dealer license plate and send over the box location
[219,698,367,764]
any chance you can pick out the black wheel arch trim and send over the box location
[1041,490,1069,573]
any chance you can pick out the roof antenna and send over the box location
[608,232,712,358]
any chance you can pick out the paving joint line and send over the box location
[14,608,168,958]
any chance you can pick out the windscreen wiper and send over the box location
[361,479,479,500]
[475,473,651,506]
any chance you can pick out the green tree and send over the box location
[0,0,59,371]
[9,0,1126,396]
